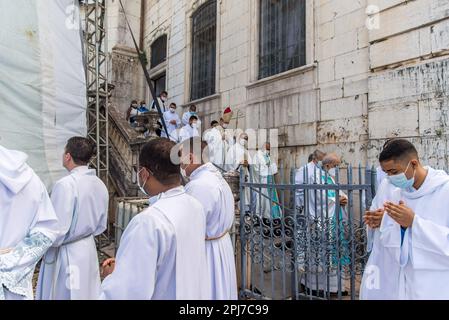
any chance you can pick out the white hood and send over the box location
[0,145,33,194]
[402,167,449,200]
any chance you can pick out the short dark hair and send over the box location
[379,139,418,163]
[189,115,198,122]
[139,138,180,185]
[190,105,197,112]
[65,137,96,165]
[211,120,219,127]
[308,153,314,162]
[160,91,168,97]
[180,137,209,164]
[170,103,177,108]
[131,100,138,104]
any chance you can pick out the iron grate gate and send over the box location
[238,165,376,300]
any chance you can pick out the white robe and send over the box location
[360,167,449,300]
[161,110,181,141]
[100,186,211,300]
[225,143,254,212]
[204,126,228,169]
[0,145,59,300]
[376,166,387,191]
[252,150,280,219]
[178,124,199,142]
[294,162,319,209]
[36,166,108,300]
[186,163,237,300]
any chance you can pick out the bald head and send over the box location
[322,153,341,170]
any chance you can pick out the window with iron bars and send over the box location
[190,0,217,101]
[259,0,306,79]
[151,35,167,68]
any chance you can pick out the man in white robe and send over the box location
[100,138,211,300]
[179,115,200,142]
[161,103,181,142]
[225,132,255,213]
[361,139,449,300]
[204,109,234,170]
[181,138,237,300]
[299,154,349,295]
[294,150,326,209]
[0,145,59,300]
[252,143,282,220]
[36,137,108,300]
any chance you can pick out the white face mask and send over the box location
[137,168,149,196]
[180,167,188,180]
[170,107,176,113]
[191,122,198,129]
[161,97,167,102]
[239,139,247,146]
[222,123,228,129]
[328,168,336,177]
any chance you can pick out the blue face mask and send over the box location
[388,161,416,190]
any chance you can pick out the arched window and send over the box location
[259,0,306,79]
[191,0,217,101]
[151,35,167,68]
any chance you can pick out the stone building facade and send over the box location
[105,0,449,171]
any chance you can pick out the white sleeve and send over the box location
[94,191,108,236]
[409,215,449,269]
[100,215,160,300]
[295,168,304,208]
[0,185,57,278]
[49,180,75,247]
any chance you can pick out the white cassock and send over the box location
[186,163,237,300]
[0,145,59,300]
[225,143,254,212]
[294,162,318,209]
[360,167,449,300]
[252,150,281,219]
[161,110,181,141]
[204,126,228,169]
[294,164,350,293]
[36,166,108,300]
[178,124,199,142]
[100,186,211,300]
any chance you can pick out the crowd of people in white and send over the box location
[2,96,449,300]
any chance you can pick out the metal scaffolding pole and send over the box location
[82,0,109,186]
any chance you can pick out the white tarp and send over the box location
[0,0,87,189]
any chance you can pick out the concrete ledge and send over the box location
[246,63,317,90]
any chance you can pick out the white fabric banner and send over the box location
[0,0,87,189]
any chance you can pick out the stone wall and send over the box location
[105,0,449,171]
